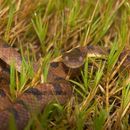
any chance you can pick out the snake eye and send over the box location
[79,56,83,62]
[65,56,69,61]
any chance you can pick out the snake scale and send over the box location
[0,39,129,130]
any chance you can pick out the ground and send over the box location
[0,0,130,130]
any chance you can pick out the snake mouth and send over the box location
[63,61,84,69]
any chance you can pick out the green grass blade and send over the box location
[93,109,107,130]
[4,2,15,41]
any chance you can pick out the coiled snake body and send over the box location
[0,39,129,130]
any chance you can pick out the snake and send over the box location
[0,39,129,130]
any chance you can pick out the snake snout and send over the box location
[62,55,84,69]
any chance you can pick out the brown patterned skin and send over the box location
[0,60,12,111]
[0,89,12,111]
[0,58,72,129]
[0,40,73,130]
[0,80,72,130]
[0,39,22,72]
[0,39,130,130]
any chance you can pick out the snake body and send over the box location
[0,39,129,130]
[0,39,74,130]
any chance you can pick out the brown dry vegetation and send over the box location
[0,0,130,130]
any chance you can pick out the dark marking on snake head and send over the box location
[50,62,59,68]
[25,88,43,99]
[15,99,28,110]
[53,83,62,95]
[0,89,6,97]
[7,107,20,120]
[2,43,10,48]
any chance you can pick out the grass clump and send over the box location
[0,0,130,130]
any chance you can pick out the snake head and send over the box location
[62,48,84,69]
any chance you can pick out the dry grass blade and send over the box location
[0,0,130,129]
